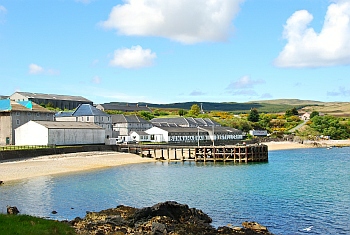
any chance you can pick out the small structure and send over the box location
[10,92,93,110]
[15,121,105,146]
[300,112,310,120]
[130,131,151,143]
[249,129,268,137]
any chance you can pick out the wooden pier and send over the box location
[120,144,268,163]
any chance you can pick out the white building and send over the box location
[249,129,268,137]
[15,121,105,146]
[130,131,151,143]
[145,126,243,144]
[111,114,152,137]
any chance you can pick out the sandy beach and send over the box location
[0,152,156,183]
[1,140,349,183]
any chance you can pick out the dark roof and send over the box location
[152,126,208,134]
[112,114,151,124]
[31,121,103,129]
[72,104,109,116]
[151,117,220,127]
[98,103,152,112]
[198,126,242,134]
[131,131,149,135]
[0,99,54,113]
[12,92,92,102]
[55,104,109,117]
[151,126,242,135]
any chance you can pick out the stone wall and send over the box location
[0,145,120,161]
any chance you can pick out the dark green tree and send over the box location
[178,109,187,116]
[248,108,259,122]
[310,111,319,119]
[188,104,200,117]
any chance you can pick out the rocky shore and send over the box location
[68,201,274,235]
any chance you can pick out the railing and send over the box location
[0,145,56,151]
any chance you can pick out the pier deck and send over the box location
[120,144,268,163]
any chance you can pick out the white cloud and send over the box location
[189,90,206,96]
[0,5,6,13]
[109,45,156,69]
[29,64,44,74]
[226,75,265,90]
[0,5,7,23]
[327,87,350,96]
[92,76,101,84]
[28,63,59,75]
[75,0,93,4]
[100,0,244,44]
[275,1,350,67]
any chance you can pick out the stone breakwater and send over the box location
[68,201,274,235]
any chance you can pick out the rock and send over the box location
[69,201,274,235]
[0,180,3,185]
[7,206,20,215]
[242,221,268,232]
[52,210,58,214]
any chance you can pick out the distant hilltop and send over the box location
[118,99,350,116]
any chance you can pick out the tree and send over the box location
[248,108,259,122]
[310,111,319,119]
[138,111,154,120]
[285,107,299,117]
[178,109,187,116]
[188,104,200,117]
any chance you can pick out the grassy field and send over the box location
[0,214,76,235]
[300,102,350,117]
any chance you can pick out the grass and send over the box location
[0,214,76,235]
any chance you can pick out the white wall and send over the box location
[145,127,167,142]
[49,129,105,145]
[15,121,49,145]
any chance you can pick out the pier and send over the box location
[120,144,268,163]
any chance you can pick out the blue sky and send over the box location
[1,0,350,104]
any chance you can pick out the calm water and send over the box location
[1,147,349,235]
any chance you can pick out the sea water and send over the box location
[0,147,349,235]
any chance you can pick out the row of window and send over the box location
[15,112,52,117]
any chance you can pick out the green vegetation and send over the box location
[0,214,76,235]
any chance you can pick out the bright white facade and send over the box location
[15,121,105,146]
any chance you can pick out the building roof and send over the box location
[56,104,109,117]
[72,104,109,116]
[0,99,54,113]
[131,131,149,135]
[151,126,208,134]
[151,117,220,127]
[112,114,151,124]
[98,103,152,112]
[31,121,103,129]
[12,92,92,102]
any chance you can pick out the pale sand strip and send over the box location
[263,139,350,151]
[0,152,155,183]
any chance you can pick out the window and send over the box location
[16,119,20,125]
[101,117,104,121]
[36,113,40,117]
[87,117,89,121]
[16,112,20,116]
[27,112,31,116]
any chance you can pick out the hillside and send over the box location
[107,99,350,116]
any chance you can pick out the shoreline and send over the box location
[0,151,156,183]
[1,140,350,183]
